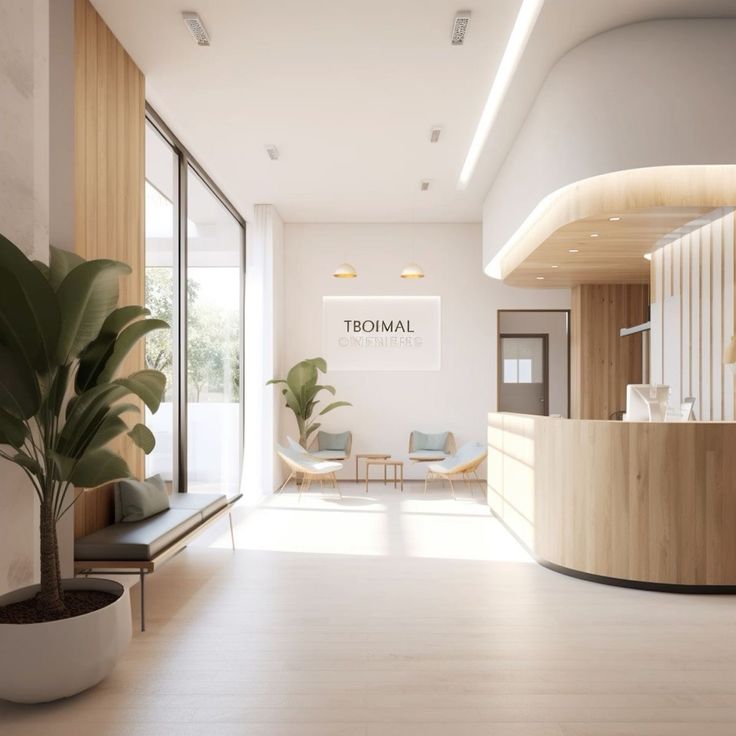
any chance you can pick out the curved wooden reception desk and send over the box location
[488,413,736,590]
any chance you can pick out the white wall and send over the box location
[0,0,50,595]
[281,223,570,482]
[482,19,736,269]
[650,208,735,420]
[498,311,569,417]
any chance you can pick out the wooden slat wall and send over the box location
[570,284,649,419]
[74,0,145,538]
[650,208,735,420]
[488,412,736,587]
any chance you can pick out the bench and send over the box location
[74,491,241,631]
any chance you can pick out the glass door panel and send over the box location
[186,167,243,493]
[144,122,177,489]
[498,335,548,415]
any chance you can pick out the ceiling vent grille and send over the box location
[265,145,280,161]
[451,11,471,45]
[420,180,431,191]
[430,127,442,143]
[182,12,211,46]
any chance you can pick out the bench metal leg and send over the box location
[140,571,146,632]
[228,511,236,550]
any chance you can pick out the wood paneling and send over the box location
[495,165,736,285]
[488,412,736,586]
[74,0,145,537]
[570,284,649,419]
[650,208,735,420]
[505,206,712,287]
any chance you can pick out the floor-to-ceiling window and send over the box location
[186,168,242,493]
[144,109,245,494]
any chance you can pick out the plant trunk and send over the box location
[37,499,66,618]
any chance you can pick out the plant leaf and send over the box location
[32,260,50,280]
[13,451,42,476]
[86,414,129,451]
[303,357,327,373]
[0,407,27,448]
[0,234,60,373]
[314,384,336,396]
[266,379,287,386]
[56,259,131,361]
[128,423,156,454]
[64,448,130,488]
[318,400,352,416]
[75,332,116,392]
[96,318,168,384]
[100,305,151,336]
[49,246,84,290]
[0,341,41,419]
[115,370,167,413]
[305,422,321,438]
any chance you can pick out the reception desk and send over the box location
[488,412,736,590]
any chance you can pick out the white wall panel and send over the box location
[650,209,735,420]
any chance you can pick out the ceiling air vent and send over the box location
[420,180,431,192]
[451,11,471,46]
[182,12,211,46]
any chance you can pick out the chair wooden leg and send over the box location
[333,473,342,499]
[276,471,294,494]
[424,471,430,494]
[448,476,456,499]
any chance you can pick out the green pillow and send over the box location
[318,431,350,452]
[115,475,169,523]
[414,431,449,451]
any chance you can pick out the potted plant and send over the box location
[0,234,167,703]
[268,358,350,447]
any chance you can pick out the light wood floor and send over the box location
[2,481,736,735]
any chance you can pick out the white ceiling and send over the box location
[92,0,736,224]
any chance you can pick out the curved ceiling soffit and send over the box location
[483,19,736,278]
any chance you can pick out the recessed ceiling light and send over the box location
[643,253,652,261]
[609,216,621,222]
[457,0,544,188]
[590,232,599,238]
[430,127,442,143]
[536,276,545,280]
[568,249,579,253]
[551,265,559,268]
[264,144,280,160]
[182,12,211,46]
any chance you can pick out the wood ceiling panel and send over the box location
[505,206,713,287]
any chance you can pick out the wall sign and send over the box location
[323,296,441,371]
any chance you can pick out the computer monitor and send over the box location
[623,384,671,421]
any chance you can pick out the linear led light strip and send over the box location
[458,0,545,189]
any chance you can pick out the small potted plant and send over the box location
[0,234,168,703]
[268,358,350,448]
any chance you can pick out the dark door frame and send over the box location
[498,333,550,416]
[497,309,571,418]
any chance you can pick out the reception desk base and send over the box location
[488,412,736,590]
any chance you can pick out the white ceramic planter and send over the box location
[0,578,131,703]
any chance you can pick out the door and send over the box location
[498,334,549,415]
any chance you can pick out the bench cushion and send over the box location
[75,508,202,562]
[169,492,227,520]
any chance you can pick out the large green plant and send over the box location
[0,235,168,618]
[268,358,350,448]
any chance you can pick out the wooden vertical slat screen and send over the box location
[649,209,735,420]
[74,0,145,538]
[570,284,649,419]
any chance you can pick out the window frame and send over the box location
[145,104,246,493]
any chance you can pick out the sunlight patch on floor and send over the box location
[202,482,532,563]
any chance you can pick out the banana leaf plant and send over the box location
[267,358,351,448]
[0,234,168,619]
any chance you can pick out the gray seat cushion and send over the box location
[409,450,447,461]
[75,508,202,562]
[311,449,347,460]
[169,492,227,520]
